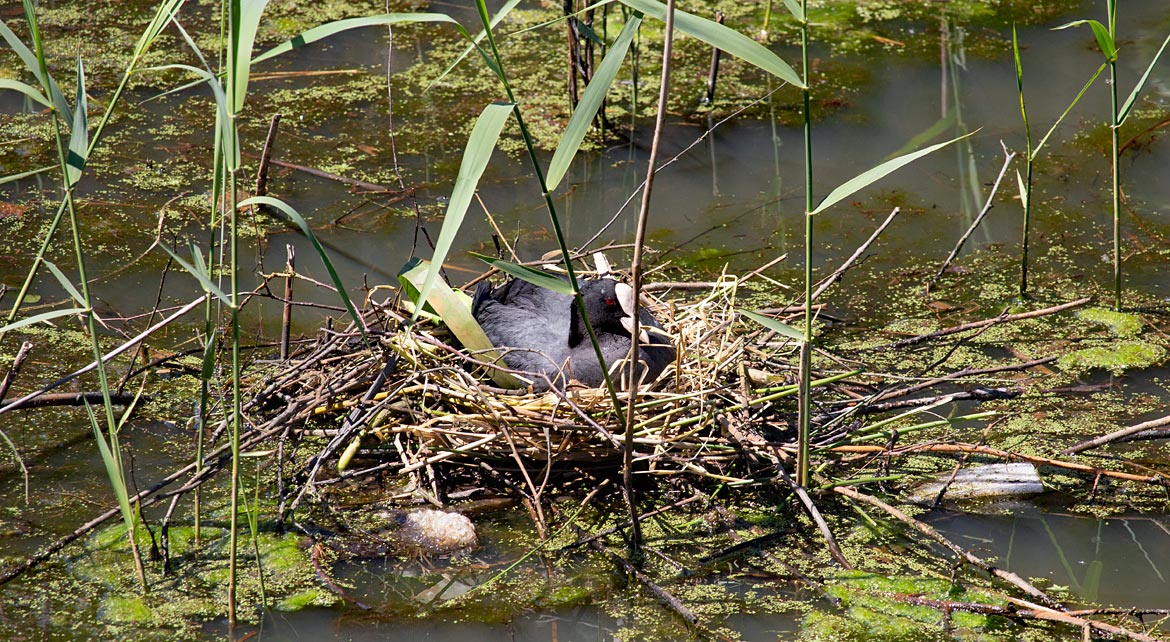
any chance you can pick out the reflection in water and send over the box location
[931,507,1170,609]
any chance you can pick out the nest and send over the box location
[249,270,805,491]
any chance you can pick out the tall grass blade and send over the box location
[781,0,803,21]
[882,113,955,161]
[0,307,88,334]
[254,14,467,64]
[0,20,71,119]
[1117,32,1170,125]
[409,101,514,324]
[740,309,804,341]
[470,253,577,294]
[0,166,54,185]
[619,0,804,88]
[239,196,367,339]
[146,64,232,129]
[228,0,272,113]
[85,400,146,587]
[65,56,89,186]
[0,79,51,108]
[1032,62,1105,160]
[810,131,975,215]
[430,0,521,88]
[42,259,87,306]
[1054,19,1116,61]
[158,243,233,307]
[546,14,641,190]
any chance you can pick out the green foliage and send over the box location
[1075,307,1144,338]
[808,572,1013,641]
[1058,341,1167,376]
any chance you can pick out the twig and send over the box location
[0,294,209,417]
[883,297,1092,349]
[0,391,145,410]
[775,464,853,570]
[1002,596,1166,642]
[573,522,699,626]
[833,485,1060,606]
[831,442,1165,485]
[811,207,900,302]
[1063,412,1170,454]
[934,144,1017,282]
[0,341,33,404]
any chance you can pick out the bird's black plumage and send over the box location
[472,277,675,391]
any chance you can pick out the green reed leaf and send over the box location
[811,131,976,216]
[42,259,85,307]
[741,309,805,341]
[1118,32,1170,125]
[1054,19,1116,62]
[0,307,88,334]
[0,19,71,119]
[0,79,51,108]
[620,0,804,88]
[65,55,88,186]
[470,254,576,295]
[546,14,641,191]
[410,101,514,324]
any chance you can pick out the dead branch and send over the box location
[832,443,1165,485]
[832,485,1060,607]
[1063,412,1170,455]
[883,297,1093,349]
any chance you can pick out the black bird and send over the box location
[471,277,675,391]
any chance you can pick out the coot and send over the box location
[472,277,675,391]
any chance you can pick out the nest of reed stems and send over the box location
[255,267,813,498]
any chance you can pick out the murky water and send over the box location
[2,0,1170,640]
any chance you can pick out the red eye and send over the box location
[604,297,616,306]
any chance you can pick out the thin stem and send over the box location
[1108,0,1121,310]
[471,1,625,417]
[797,0,812,487]
[622,0,675,561]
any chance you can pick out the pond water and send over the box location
[2,0,1170,640]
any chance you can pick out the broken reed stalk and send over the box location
[704,11,724,104]
[0,341,33,404]
[254,113,281,198]
[563,0,579,108]
[280,244,295,360]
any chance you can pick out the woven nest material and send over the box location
[255,273,803,483]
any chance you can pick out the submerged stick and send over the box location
[0,391,144,410]
[833,485,1060,607]
[0,294,209,417]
